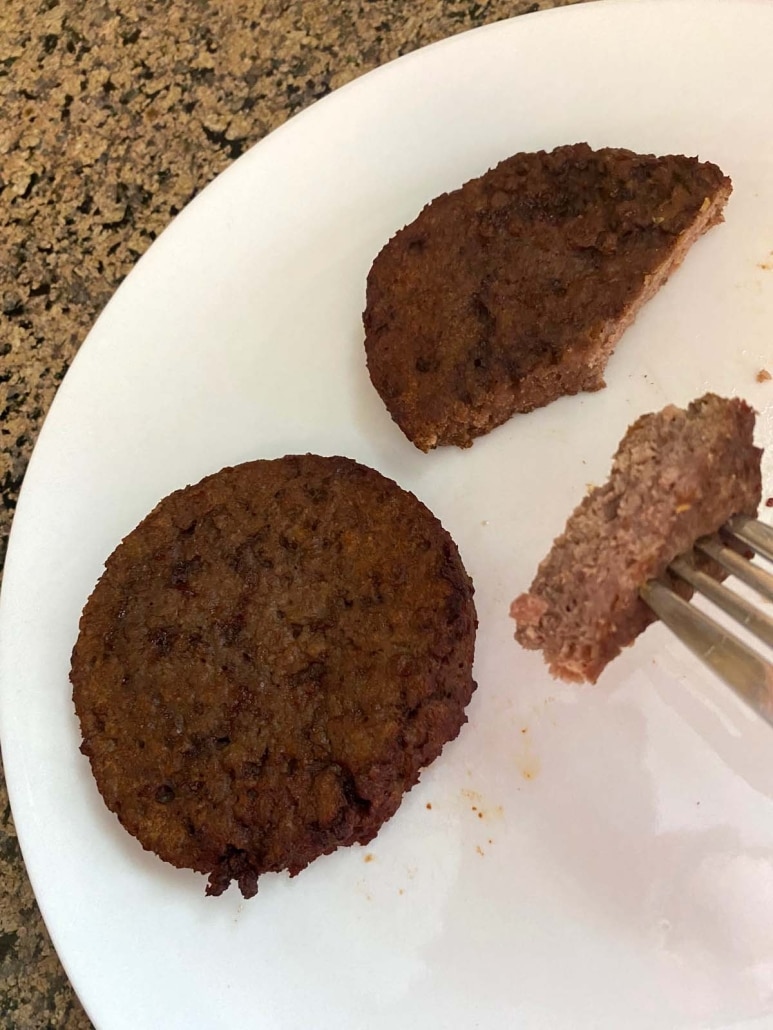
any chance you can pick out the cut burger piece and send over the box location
[511,394,762,683]
[364,143,732,451]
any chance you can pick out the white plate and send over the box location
[3,1,773,1026]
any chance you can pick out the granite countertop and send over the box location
[0,0,589,1025]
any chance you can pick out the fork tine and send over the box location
[670,554,773,648]
[697,536,773,602]
[727,515,773,563]
[639,579,773,726]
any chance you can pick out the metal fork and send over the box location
[639,516,773,726]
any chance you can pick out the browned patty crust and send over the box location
[364,144,731,451]
[511,395,761,683]
[71,455,477,898]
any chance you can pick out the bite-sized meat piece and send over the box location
[511,394,762,683]
[71,454,477,897]
[364,143,732,451]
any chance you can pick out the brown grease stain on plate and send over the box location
[515,725,541,780]
[461,787,504,821]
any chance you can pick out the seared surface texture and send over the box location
[364,144,731,450]
[71,455,477,898]
[511,394,761,683]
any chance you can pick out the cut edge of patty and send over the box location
[511,394,762,683]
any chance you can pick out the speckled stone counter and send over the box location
[0,1,590,1025]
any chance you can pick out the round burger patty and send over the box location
[71,455,477,898]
